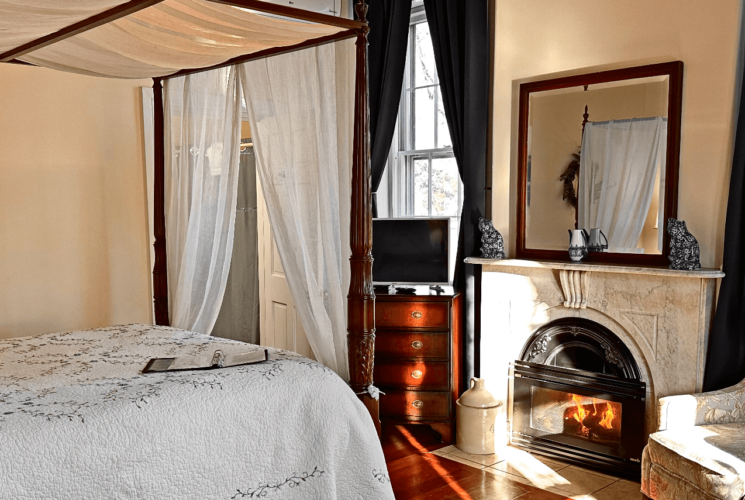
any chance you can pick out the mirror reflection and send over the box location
[525,76,669,254]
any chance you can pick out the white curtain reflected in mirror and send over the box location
[578,117,667,254]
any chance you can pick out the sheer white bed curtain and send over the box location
[240,40,354,379]
[164,67,242,335]
[164,41,354,378]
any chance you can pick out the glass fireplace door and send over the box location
[510,361,645,479]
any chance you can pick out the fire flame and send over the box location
[571,394,589,426]
[568,395,617,433]
[599,403,615,429]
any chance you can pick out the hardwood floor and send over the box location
[383,424,570,500]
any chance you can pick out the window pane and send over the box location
[431,157,459,216]
[437,88,452,148]
[414,158,429,216]
[414,22,436,87]
[414,87,436,150]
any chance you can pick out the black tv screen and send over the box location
[372,218,450,284]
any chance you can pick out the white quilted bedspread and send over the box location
[0,324,394,500]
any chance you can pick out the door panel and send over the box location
[257,172,314,359]
[272,239,284,276]
[271,301,287,349]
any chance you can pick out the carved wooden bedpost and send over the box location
[152,77,170,326]
[348,0,379,436]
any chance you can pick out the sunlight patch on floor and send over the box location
[493,448,571,489]
[398,427,473,500]
[432,443,637,498]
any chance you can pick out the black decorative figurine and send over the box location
[479,217,505,259]
[667,218,701,270]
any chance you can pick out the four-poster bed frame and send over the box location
[0,0,379,432]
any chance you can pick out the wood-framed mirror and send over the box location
[516,61,683,266]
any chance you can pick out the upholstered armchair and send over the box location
[642,379,745,499]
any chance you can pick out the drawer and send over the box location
[380,390,450,420]
[374,360,449,390]
[376,301,449,329]
[375,331,448,359]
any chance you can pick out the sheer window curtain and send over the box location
[239,40,354,379]
[578,117,666,252]
[164,66,242,334]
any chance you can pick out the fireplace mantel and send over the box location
[465,257,724,279]
[470,257,723,444]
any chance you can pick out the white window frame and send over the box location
[387,5,462,219]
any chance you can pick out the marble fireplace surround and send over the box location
[465,257,724,444]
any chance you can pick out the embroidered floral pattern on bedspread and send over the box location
[232,466,325,498]
[0,324,395,500]
[0,324,329,427]
[0,324,303,388]
[372,469,391,484]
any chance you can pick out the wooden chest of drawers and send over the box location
[374,286,462,443]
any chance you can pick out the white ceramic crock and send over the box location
[455,378,501,455]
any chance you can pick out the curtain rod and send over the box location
[588,116,668,126]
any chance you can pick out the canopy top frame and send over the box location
[0,0,366,75]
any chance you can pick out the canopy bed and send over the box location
[0,0,387,497]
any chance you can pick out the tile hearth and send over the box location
[430,445,641,500]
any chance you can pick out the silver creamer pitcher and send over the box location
[588,228,609,252]
[568,229,589,262]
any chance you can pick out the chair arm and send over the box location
[658,381,745,431]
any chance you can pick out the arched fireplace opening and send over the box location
[510,318,646,480]
[519,318,641,380]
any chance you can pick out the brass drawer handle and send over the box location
[412,400,424,409]
[412,311,423,319]
[412,340,423,350]
[411,370,422,379]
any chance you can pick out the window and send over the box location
[384,6,462,219]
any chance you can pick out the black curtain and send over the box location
[423,0,490,382]
[366,0,412,217]
[703,47,745,391]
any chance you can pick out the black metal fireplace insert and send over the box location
[509,318,646,479]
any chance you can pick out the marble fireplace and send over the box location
[466,258,723,469]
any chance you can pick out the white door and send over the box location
[257,172,314,359]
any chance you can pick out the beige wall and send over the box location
[492,0,742,268]
[241,121,252,140]
[0,65,153,338]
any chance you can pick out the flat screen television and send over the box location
[372,218,450,285]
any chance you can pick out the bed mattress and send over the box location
[0,324,394,500]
